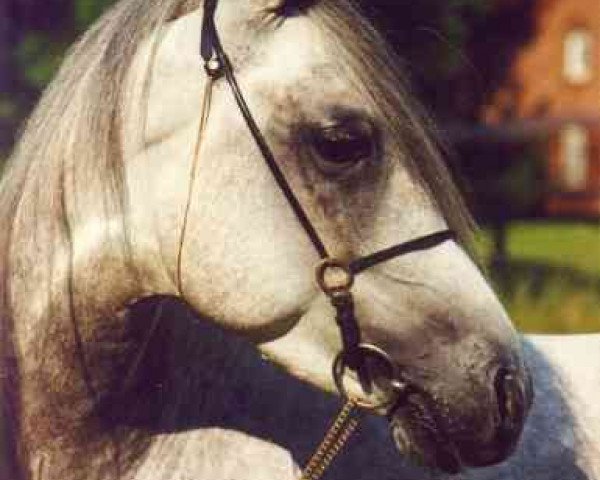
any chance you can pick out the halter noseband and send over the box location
[199,1,455,411]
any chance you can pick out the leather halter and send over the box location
[199,0,455,410]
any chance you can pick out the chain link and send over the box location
[299,400,361,480]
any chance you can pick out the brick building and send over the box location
[483,0,600,217]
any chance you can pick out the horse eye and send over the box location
[309,120,376,176]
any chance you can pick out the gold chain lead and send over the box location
[299,400,361,480]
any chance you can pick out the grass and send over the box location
[475,221,600,334]
[506,223,600,276]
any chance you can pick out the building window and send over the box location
[563,29,593,84]
[560,124,589,190]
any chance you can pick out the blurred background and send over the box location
[0,0,598,333]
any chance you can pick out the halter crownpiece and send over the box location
[199,0,455,409]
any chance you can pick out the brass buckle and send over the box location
[332,344,406,412]
[315,258,354,297]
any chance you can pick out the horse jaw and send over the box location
[258,239,530,473]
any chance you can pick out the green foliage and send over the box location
[358,0,506,118]
[74,0,116,31]
[13,0,117,94]
[1,0,118,152]
[440,0,493,72]
[454,139,547,221]
[495,145,546,217]
[15,33,67,89]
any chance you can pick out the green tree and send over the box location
[357,0,536,121]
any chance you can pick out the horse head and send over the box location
[0,0,531,478]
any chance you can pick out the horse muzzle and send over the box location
[332,336,533,474]
[387,357,533,473]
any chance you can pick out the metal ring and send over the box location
[333,344,405,412]
[315,258,354,297]
[204,58,223,78]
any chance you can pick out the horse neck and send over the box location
[0,161,145,478]
[119,299,424,480]
[5,167,139,338]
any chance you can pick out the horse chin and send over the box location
[389,406,463,474]
[388,394,520,475]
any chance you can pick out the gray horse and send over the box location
[0,0,552,478]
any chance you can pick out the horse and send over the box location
[0,0,535,478]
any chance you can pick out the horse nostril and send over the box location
[493,366,531,453]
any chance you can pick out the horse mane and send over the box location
[0,1,203,476]
[0,0,473,477]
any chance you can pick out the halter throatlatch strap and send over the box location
[199,0,455,405]
[349,229,456,274]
